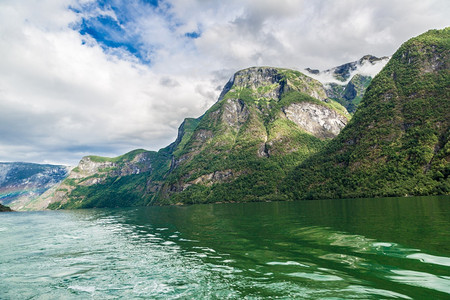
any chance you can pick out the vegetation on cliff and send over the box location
[285,28,450,199]
[153,67,348,205]
[48,149,171,209]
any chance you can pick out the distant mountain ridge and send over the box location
[306,55,390,83]
[0,162,70,210]
[306,55,390,113]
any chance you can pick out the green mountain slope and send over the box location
[48,149,169,209]
[47,28,448,209]
[327,74,373,113]
[154,67,349,205]
[285,28,450,199]
[47,117,204,209]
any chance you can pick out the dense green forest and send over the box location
[285,28,450,199]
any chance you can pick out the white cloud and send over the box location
[0,0,218,165]
[0,0,448,165]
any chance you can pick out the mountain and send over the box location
[36,28,450,209]
[45,149,170,209]
[286,28,450,199]
[0,162,70,210]
[306,55,390,113]
[49,67,350,208]
[154,67,350,205]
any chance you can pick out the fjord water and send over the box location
[1,196,449,299]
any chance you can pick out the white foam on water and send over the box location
[267,261,310,267]
[68,285,96,293]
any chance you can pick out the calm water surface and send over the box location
[1,196,449,299]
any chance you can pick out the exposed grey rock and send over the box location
[283,103,348,139]
[70,152,153,183]
[221,98,249,130]
[187,169,238,188]
[257,141,270,158]
[72,157,115,179]
[193,129,213,143]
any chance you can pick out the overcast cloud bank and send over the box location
[0,0,448,165]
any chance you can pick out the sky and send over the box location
[0,0,449,166]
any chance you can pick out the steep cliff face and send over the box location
[287,28,450,199]
[224,67,328,101]
[0,162,69,210]
[155,67,349,204]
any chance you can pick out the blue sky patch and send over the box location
[141,0,159,7]
[185,31,201,39]
[71,1,159,64]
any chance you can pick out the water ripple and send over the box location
[1,197,449,299]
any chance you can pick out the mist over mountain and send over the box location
[306,55,390,113]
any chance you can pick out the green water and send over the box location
[1,196,449,299]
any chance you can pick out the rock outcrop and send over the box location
[223,67,328,101]
[0,203,12,212]
[283,102,348,139]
